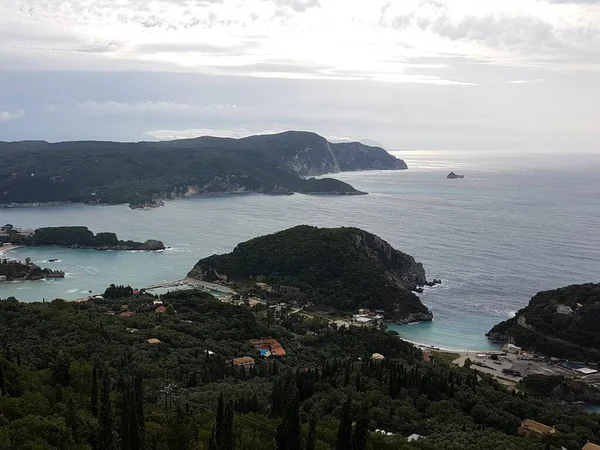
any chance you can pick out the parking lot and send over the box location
[468,352,576,382]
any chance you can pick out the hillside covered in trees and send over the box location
[1,289,600,450]
[0,226,164,251]
[0,132,406,207]
[188,226,432,322]
[488,283,600,361]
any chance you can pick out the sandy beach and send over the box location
[0,244,22,257]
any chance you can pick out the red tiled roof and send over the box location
[520,419,555,435]
[271,347,286,356]
[249,339,286,356]
[155,306,167,313]
[233,357,255,366]
[120,311,135,317]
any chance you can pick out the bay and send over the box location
[1,149,599,352]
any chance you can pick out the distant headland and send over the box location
[0,131,407,209]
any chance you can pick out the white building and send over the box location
[557,304,573,315]
[503,343,522,355]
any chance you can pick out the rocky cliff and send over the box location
[187,225,432,322]
[237,131,406,175]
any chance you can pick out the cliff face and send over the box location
[187,225,431,322]
[258,132,407,175]
[331,142,408,172]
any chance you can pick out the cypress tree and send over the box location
[0,362,5,396]
[131,374,145,450]
[208,427,218,450]
[276,392,301,450]
[335,397,353,450]
[305,418,317,450]
[66,398,78,433]
[120,388,131,450]
[219,400,235,450]
[91,365,99,417]
[98,370,114,450]
[215,392,224,447]
[352,405,369,450]
[271,377,283,417]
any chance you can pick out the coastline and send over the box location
[0,244,22,257]
[0,201,74,208]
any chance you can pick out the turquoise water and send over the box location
[1,150,599,351]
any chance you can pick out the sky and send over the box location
[0,0,599,151]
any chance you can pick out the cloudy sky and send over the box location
[0,0,599,151]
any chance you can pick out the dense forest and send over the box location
[489,283,600,361]
[0,226,164,251]
[1,288,599,449]
[0,132,405,207]
[188,226,430,321]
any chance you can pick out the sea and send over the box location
[1,149,599,352]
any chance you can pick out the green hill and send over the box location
[488,283,600,360]
[188,225,432,322]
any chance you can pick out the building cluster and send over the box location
[0,224,34,236]
[249,339,286,357]
[351,308,385,327]
[231,339,286,369]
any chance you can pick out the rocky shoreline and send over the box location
[1,225,165,251]
[0,260,65,282]
[394,311,434,325]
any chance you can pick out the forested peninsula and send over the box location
[488,283,600,361]
[0,131,407,208]
[0,259,65,281]
[1,288,600,450]
[0,225,165,251]
[188,225,433,323]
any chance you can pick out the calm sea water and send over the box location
[1,150,599,351]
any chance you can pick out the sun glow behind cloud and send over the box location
[1,0,599,149]
[2,0,599,81]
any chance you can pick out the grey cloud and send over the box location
[141,15,166,28]
[77,41,123,53]
[0,109,26,122]
[384,0,600,63]
[135,41,261,55]
[274,0,320,12]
